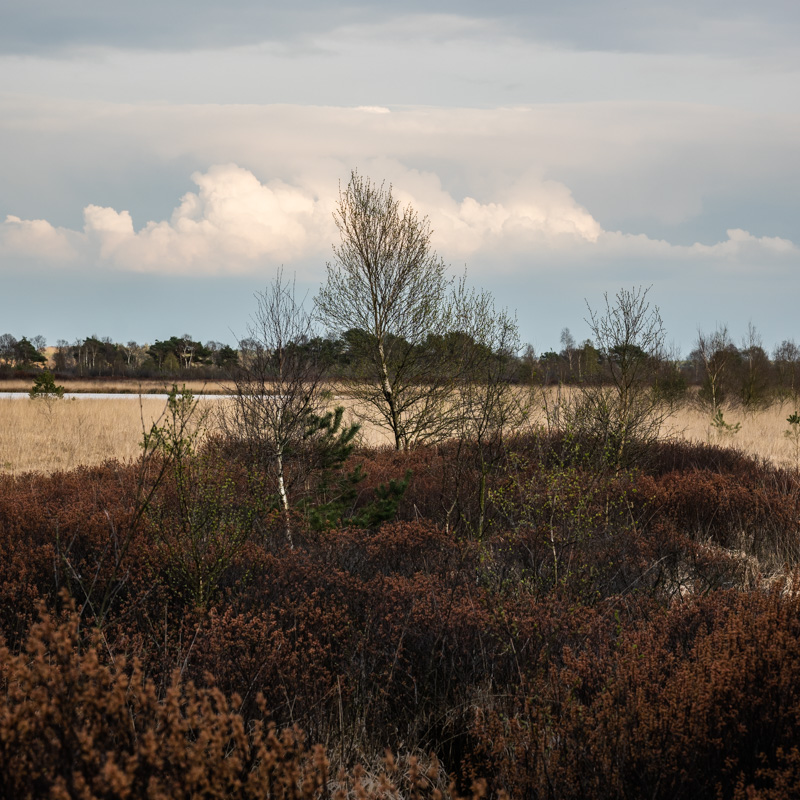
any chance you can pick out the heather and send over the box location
[1,425,800,798]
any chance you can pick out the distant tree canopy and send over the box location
[0,334,46,368]
[147,336,212,371]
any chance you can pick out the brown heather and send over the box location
[2,430,800,796]
[0,599,497,800]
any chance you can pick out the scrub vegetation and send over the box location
[3,403,800,798]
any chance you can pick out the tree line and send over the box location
[3,324,799,407]
[0,334,241,378]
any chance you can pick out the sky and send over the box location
[1,0,799,355]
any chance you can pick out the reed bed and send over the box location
[0,394,383,474]
[524,387,800,470]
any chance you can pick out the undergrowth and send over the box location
[1,431,799,797]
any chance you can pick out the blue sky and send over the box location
[1,0,799,353]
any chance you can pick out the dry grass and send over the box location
[0,394,383,475]
[3,388,800,475]
[664,403,800,471]
[523,386,800,470]
[0,396,217,475]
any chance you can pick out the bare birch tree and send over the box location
[696,324,734,415]
[221,270,356,547]
[451,289,530,536]
[316,171,460,450]
[557,286,668,466]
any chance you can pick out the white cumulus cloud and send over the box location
[1,214,80,262]
[83,164,338,273]
[0,164,339,275]
[689,228,797,258]
[381,167,602,261]
[1,163,798,280]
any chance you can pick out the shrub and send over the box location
[472,589,800,799]
[1,430,800,796]
[0,600,333,800]
[29,370,65,399]
[0,600,487,800]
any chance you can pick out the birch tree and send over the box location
[221,271,356,546]
[696,324,734,415]
[451,289,529,536]
[316,171,460,450]
[563,286,669,466]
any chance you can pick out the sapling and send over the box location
[785,412,800,468]
[710,409,741,440]
[29,370,66,417]
[29,371,65,400]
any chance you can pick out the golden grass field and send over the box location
[662,403,800,470]
[0,393,391,474]
[0,396,191,474]
[1,388,799,474]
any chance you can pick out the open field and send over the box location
[0,396,185,474]
[0,394,388,474]
[526,388,800,470]
[2,388,799,473]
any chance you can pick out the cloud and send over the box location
[3,163,603,273]
[64,164,335,274]
[587,227,799,266]
[2,163,797,280]
[1,164,336,275]
[1,214,79,261]
[388,170,602,258]
[6,100,796,246]
[689,228,797,258]
[2,1,798,60]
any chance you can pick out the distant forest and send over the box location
[2,326,800,410]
